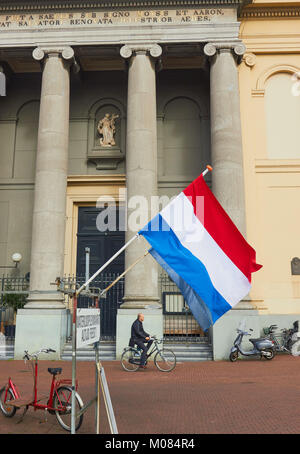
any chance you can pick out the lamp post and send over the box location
[0,253,22,269]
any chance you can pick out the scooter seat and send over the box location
[249,338,265,343]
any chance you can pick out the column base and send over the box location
[121,295,161,310]
[14,308,67,360]
[25,291,66,309]
[116,308,163,359]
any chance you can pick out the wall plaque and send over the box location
[291,257,300,275]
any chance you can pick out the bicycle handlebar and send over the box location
[149,336,163,343]
[23,348,56,360]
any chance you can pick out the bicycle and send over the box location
[0,348,84,432]
[121,336,176,372]
[263,322,298,353]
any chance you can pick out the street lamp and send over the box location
[0,252,22,269]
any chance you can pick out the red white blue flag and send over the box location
[139,174,262,331]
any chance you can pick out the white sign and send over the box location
[76,308,100,348]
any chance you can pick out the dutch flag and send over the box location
[139,172,262,332]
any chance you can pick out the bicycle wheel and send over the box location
[53,386,83,432]
[0,387,17,417]
[154,349,176,372]
[121,349,140,372]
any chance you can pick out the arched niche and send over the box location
[87,98,126,170]
[256,64,300,92]
[14,100,40,179]
[264,71,300,159]
[160,96,209,179]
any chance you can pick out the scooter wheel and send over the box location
[229,351,238,362]
[263,348,275,360]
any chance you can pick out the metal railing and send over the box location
[159,273,207,343]
[0,273,207,344]
[0,275,29,339]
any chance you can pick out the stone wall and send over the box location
[0,67,210,274]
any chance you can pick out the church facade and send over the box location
[0,0,299,360]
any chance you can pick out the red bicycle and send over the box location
[0,348,84,432]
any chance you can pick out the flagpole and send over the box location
[99,250,149,298]
[202,164,213,178]
[76,233,139,296]
[76,165,213,296]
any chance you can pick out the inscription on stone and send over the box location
[0,8,235,29]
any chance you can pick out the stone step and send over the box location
[163,343,212,350]
[0,345,14,359]
[61,341,213,362]
[160,342,213,362]
[0,341,213,361]
[61,341,116,362]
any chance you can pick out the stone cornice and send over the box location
[240,5,300,20]
[0,0,249,13]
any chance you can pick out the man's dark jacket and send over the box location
[129,319,149,347]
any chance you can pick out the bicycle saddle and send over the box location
[48,367,62,376]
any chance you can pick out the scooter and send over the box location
[230,325,276,362]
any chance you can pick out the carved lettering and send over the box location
[0,8,233,29]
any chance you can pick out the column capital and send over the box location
[32,46,75,62]
[204,42,246,63]
[120,43,162,59]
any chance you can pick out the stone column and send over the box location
[120,44,162,310]
[116,44,162,358]
[204,43,246,235]
[204,43,256,356]
[14,47,74,359]
[27,46,74,307]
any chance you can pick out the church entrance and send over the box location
[76,205,125,340]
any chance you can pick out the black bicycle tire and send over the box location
[154,349,176,372]
[53,385,83,432]
[121,348,140,372]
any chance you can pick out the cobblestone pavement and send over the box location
[0,355,299,434]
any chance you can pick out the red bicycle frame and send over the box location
[6,377,20,400]
[5,358,78,412]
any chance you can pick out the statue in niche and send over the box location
[97,113,119,147]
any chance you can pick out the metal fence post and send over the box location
[94,341,100,433]
[71,295,77,434]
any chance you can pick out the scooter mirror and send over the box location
[238,318,247,332]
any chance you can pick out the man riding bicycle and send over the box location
[129,313,153,369]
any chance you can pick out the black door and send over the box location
[76,206,125,340]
